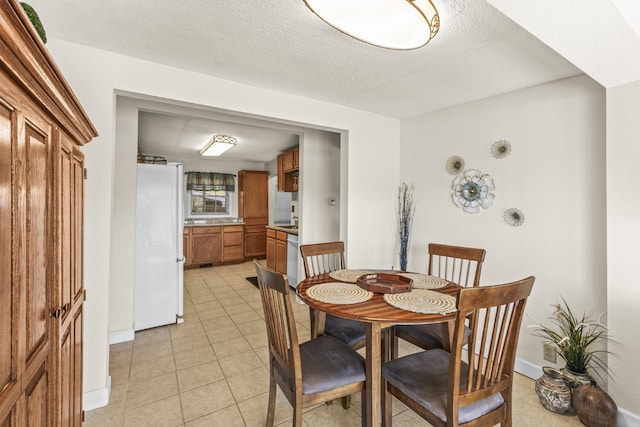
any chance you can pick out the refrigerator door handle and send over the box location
[177,256,185,263]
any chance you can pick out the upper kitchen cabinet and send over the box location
[238,170,269,258]
[277,146,299,192]
[282,146,299,172]
[0,0,97,424]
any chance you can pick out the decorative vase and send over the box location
[535,367,572,414]
[562,367,592,390]
[572,381,617,427]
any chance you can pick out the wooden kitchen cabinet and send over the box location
[0,1,98,424]
[238,170,268,259]
[266,228,289,274]
[276,231,288,274]
[277,147,299,192]
[183,228,192,267]
[191,226,221,265]
[282,147,299,172]
[184,225,245,267]
[222,225,244,262]
[266,229,276,270]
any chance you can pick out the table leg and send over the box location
[440,320,454,351]
[365,322,382,427]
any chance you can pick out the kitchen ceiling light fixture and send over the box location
[303,0,439,50]
[200,134,237,156]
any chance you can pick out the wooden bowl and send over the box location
[356,273,413,294]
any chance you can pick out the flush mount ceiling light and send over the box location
[200,135,237,157]
[303,0,439,50]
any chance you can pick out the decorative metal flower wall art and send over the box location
[445,155,465,175]
[491,140,511,159]
[452,169,495,214]
[504,208,525,226]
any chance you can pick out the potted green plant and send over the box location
[529,297,612,389]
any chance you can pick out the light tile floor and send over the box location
[85,261,584,426]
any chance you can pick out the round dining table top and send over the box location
[296,272,461,325]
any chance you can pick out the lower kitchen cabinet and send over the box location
[244,224,267,259]
[266,228,289,274]
[191,226,221,265]
[184,225,245,267]
[222,225,244,262]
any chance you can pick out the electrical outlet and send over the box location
[543,342,557,363]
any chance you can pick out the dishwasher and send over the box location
[286,233,299,288]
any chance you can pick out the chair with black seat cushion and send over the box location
[392,243,486,357]
[253,260,366,427]
[299,241,367,349]
[382,276,535,427]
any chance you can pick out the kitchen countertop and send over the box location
[184,218,244,227]
[266,224,298,235]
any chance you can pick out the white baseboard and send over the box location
[109,328,135,344]
[618,407,640,426]
[515,357,640,426]
[83,375,111,411]
[514,357,542,380]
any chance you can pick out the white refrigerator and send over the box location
[134,162,184,331]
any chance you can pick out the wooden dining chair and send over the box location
[392,243,486,357]
[299,241,367,410]
[382,276,535,427]
[299,241,367,350]
[253,260,366,427]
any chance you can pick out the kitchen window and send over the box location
[186,171,235,216]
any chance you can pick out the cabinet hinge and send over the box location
[83,289,87,301]
[84,167,87,179]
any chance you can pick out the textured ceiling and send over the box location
[28,0,582,119]
[27,0,599,162]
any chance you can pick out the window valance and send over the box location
[186,172,235,191]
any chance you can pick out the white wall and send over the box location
[401,75,608,377]
[607,79,640,417]
[108,97,139,340]
[299,129,341,245]
[45,39,400,407]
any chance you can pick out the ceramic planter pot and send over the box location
[562,366,591,390]
[535,367,572,414]
[572,381,617,427]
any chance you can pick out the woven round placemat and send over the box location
[400,273,449,289]
[384,290,456,314]
[328,269,375,283]
[306,282,373,305]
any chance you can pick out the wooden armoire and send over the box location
[237,170,268,259]
[0,1,97,425]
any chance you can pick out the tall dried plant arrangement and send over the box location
[397,183,415,271]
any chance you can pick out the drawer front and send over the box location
[223,245,244,261]
[224,232,243,247]
[267,228,276,238]
[223,225,244,233]
[276,231,288,241]
[192,226,221,235]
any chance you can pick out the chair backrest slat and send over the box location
[300,241,346,278]
[428,243,486,288]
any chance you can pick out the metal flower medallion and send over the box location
[452,169,495,213]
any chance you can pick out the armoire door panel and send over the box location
[60,141,72,316]
[0,104,13,397]
[59,328,71,427]
[24,366,47,427]
[72,149,84,302]
[72,308,82,427]
[24,123,49,360]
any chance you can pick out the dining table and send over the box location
[296,270,461,427]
